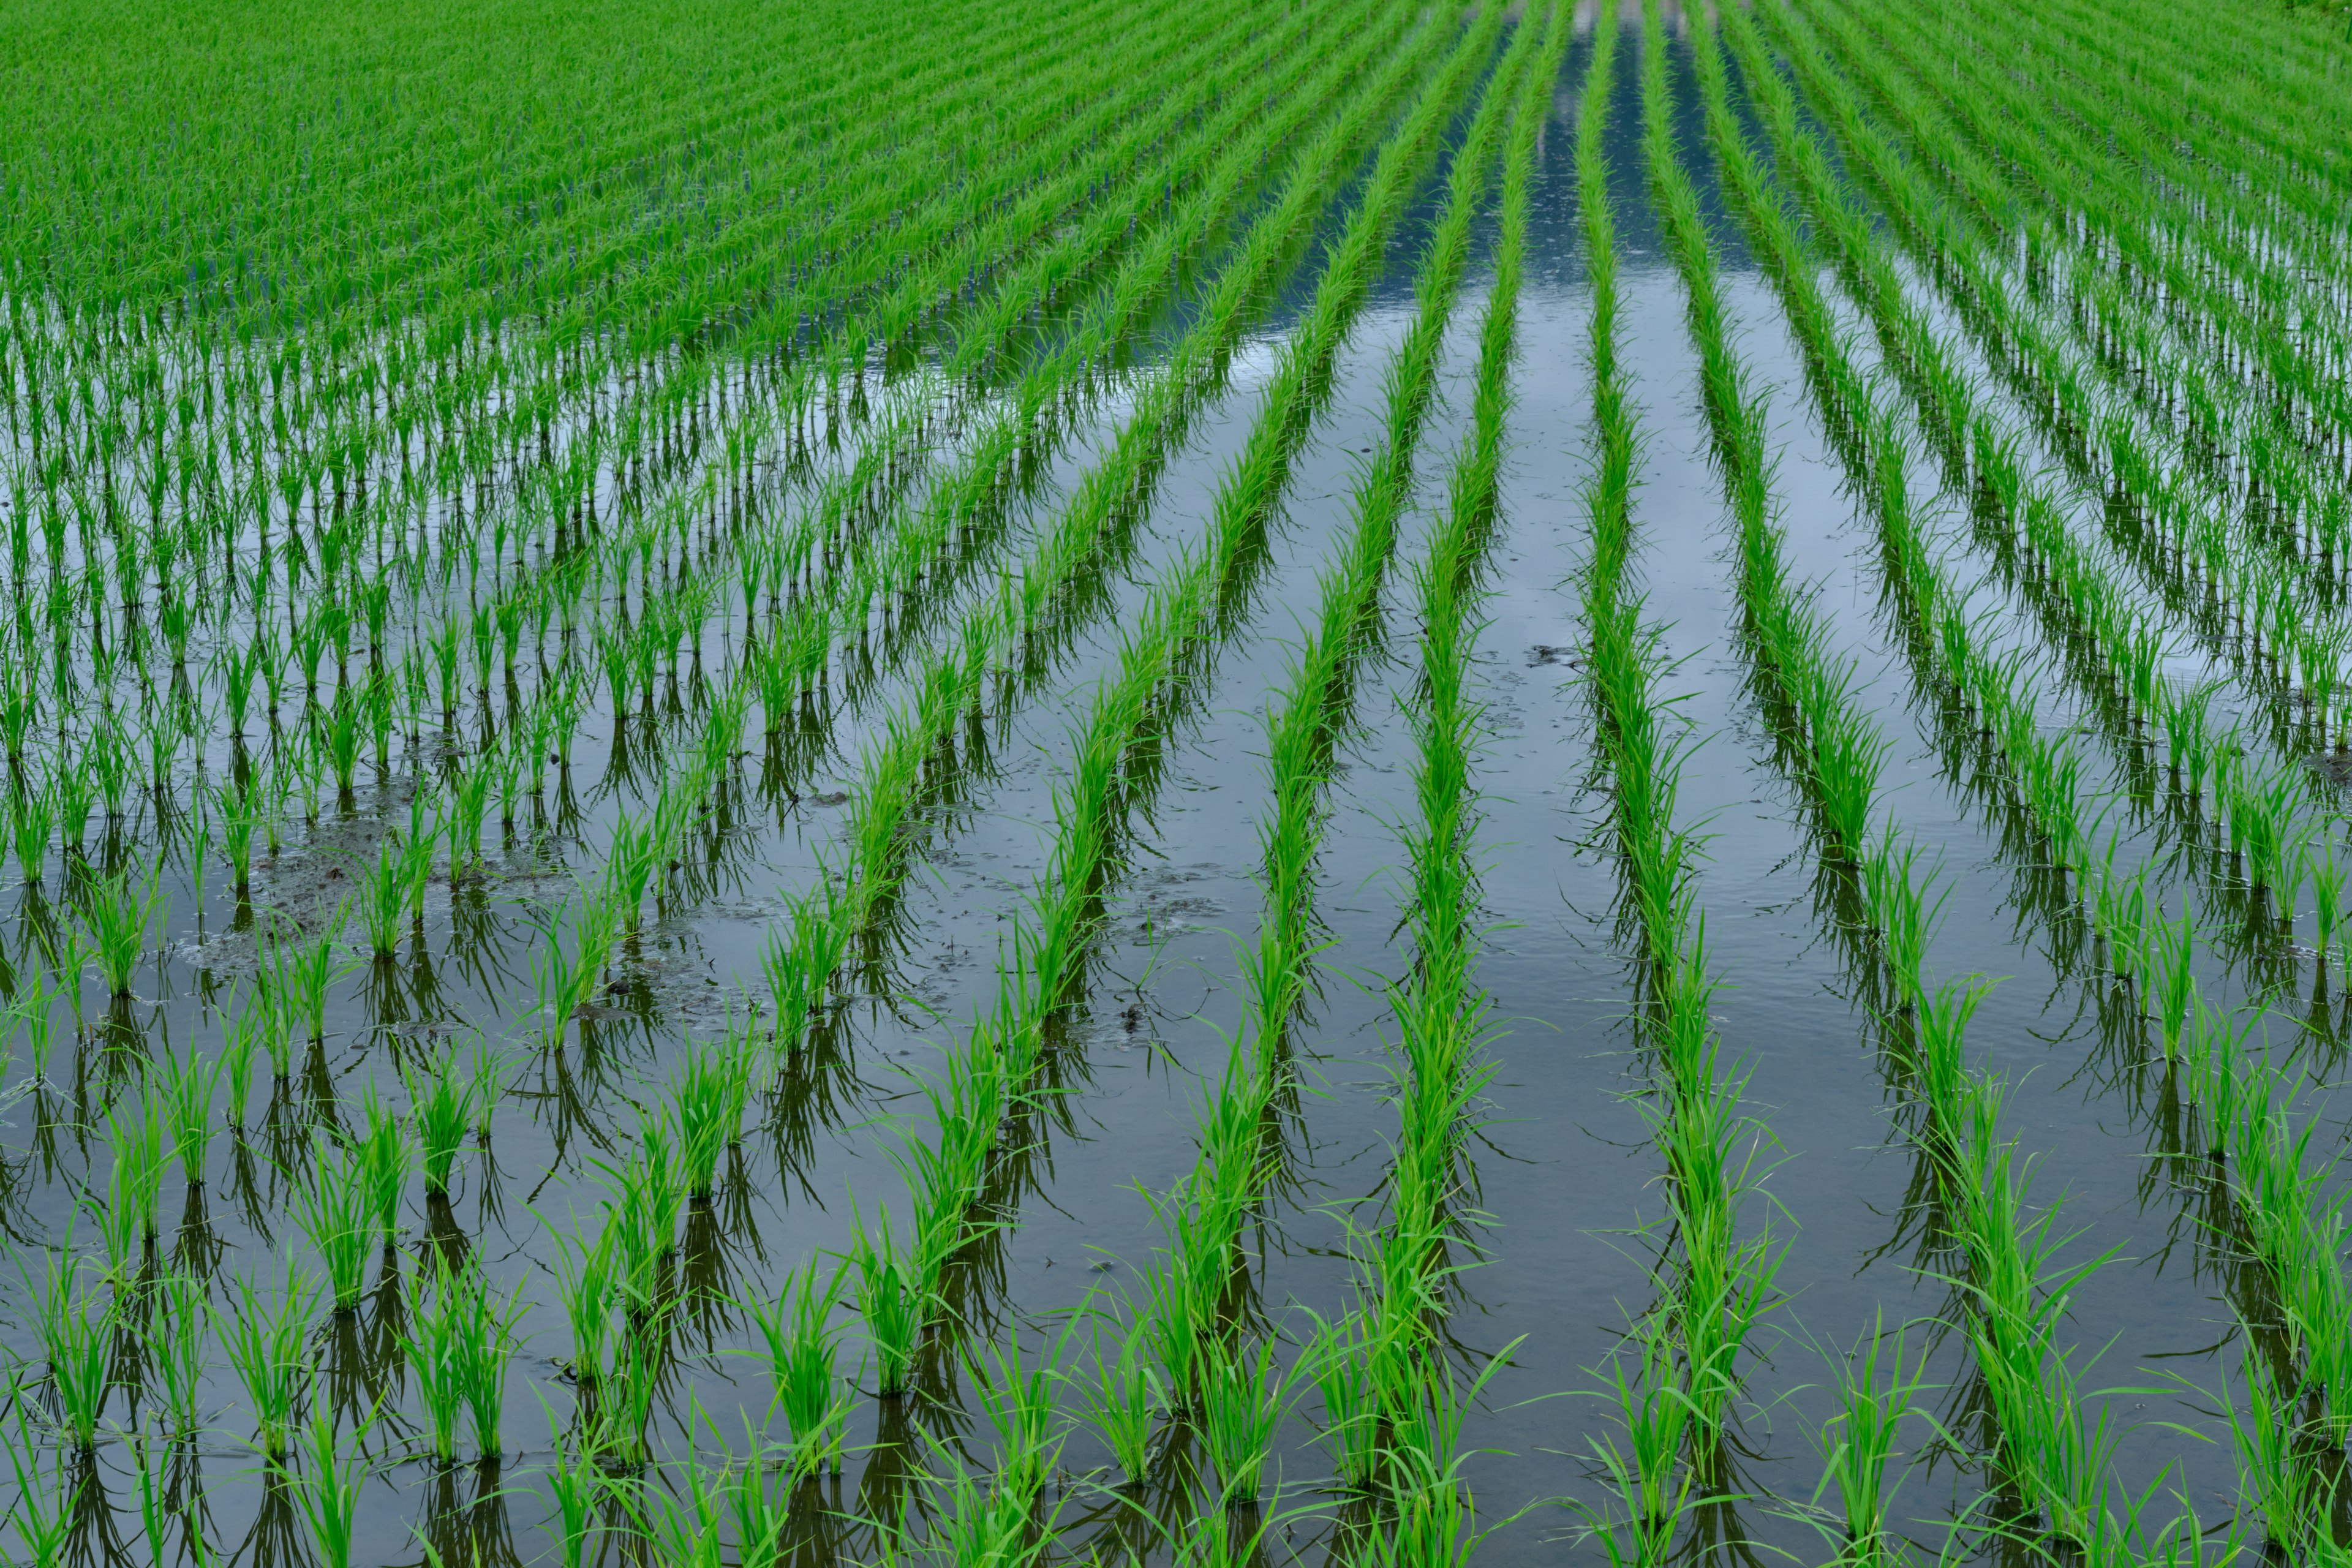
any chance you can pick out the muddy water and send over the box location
[0,11,2328,1568]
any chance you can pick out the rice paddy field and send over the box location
[10,0,2352,1562]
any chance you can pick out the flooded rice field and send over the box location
[2,0,2350,1563]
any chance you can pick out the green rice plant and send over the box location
[403,1047,478,1197]
[2145,905,2199,1062]
[153,1267,212,1441]
[916,1423,1071,1568]
[549,1224,617,1391]
[83,868,157,997]
[532,1404,613,1568]
[354,837,405,959]
[405,1247,527,1459]
[2,1414,74,1568]
[1304,1304,1387,1491]
[466,1035,510,1142]
[849,1203,923,1396]
[156,1040,224,1189]
[102,1091,174,1257]
[670,1033,742,1200]
[459,1268,528,1461]
[444,758,491,876]
[212,779,258,899]
[1196,1334,1291,1505]
[594,1123,681,1310]
[1575,1316,1700,1564]
[19,1248,111,1451]
[2299,828,2346,965]
[358,1085,410,1249]
[737,1254,853,1474]
[625,1433,728,1568]
[759,881,847,1054]
[717,1422,788,1568]
[54,760,92,853]
[222,1264,314,1459]
[317,688,366,798]
[1372,1349,1521,1568]
[290,1134,375,1311]
[405,1256,469,1466]
[530,889,620,1046]
[273,1401,378,1568]
[271,914,352,1043]
[590,1297,669,1466]
[1804,1316,1935,1567]
[965,1325,1080,1507]
[1070,1313,1163,1487]
[398,786,439,927]
[11,780,53,885]
[7,957,61,1084]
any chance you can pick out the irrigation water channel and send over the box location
[0,6,2328,1565]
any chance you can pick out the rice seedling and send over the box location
[738,1254,853,1474]
[153,1267,213,1441]
[1574,1316,1702,1567]
[157,1040,224,1188]
[404,1048,478,1197]
[1196,1335,1291,1506]
[291,1134,375,1311]
[849,1205,924,1398]
[272,1401,379,1568]
[12,780,55,886]
[357,1086,410,1249]
[2,1414,75,1568]
[102,1092,174,1258]
[222,1264,315,1459]
[7,957,61,1085]
[465,1035,509,1144]
[590,1297,670,1466]
[83,869,157,997]
[18,1248,112,1451]
[532,1406,614,1568]
[621,1432,729,1568]
[271,915,352,1044]
[671,1031,742,1201]
[1071,1313,1164,1487]
[1804,1317,1935,1567]
[354,837,407,960]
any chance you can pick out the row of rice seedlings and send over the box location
[1359,9,1578,1552]
[1713,0,2352,974]
[1115,0,1564,1508]
[850,1,1515,1439]
[1554,16,1782,1559]
[2180,1011,2352,1551]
